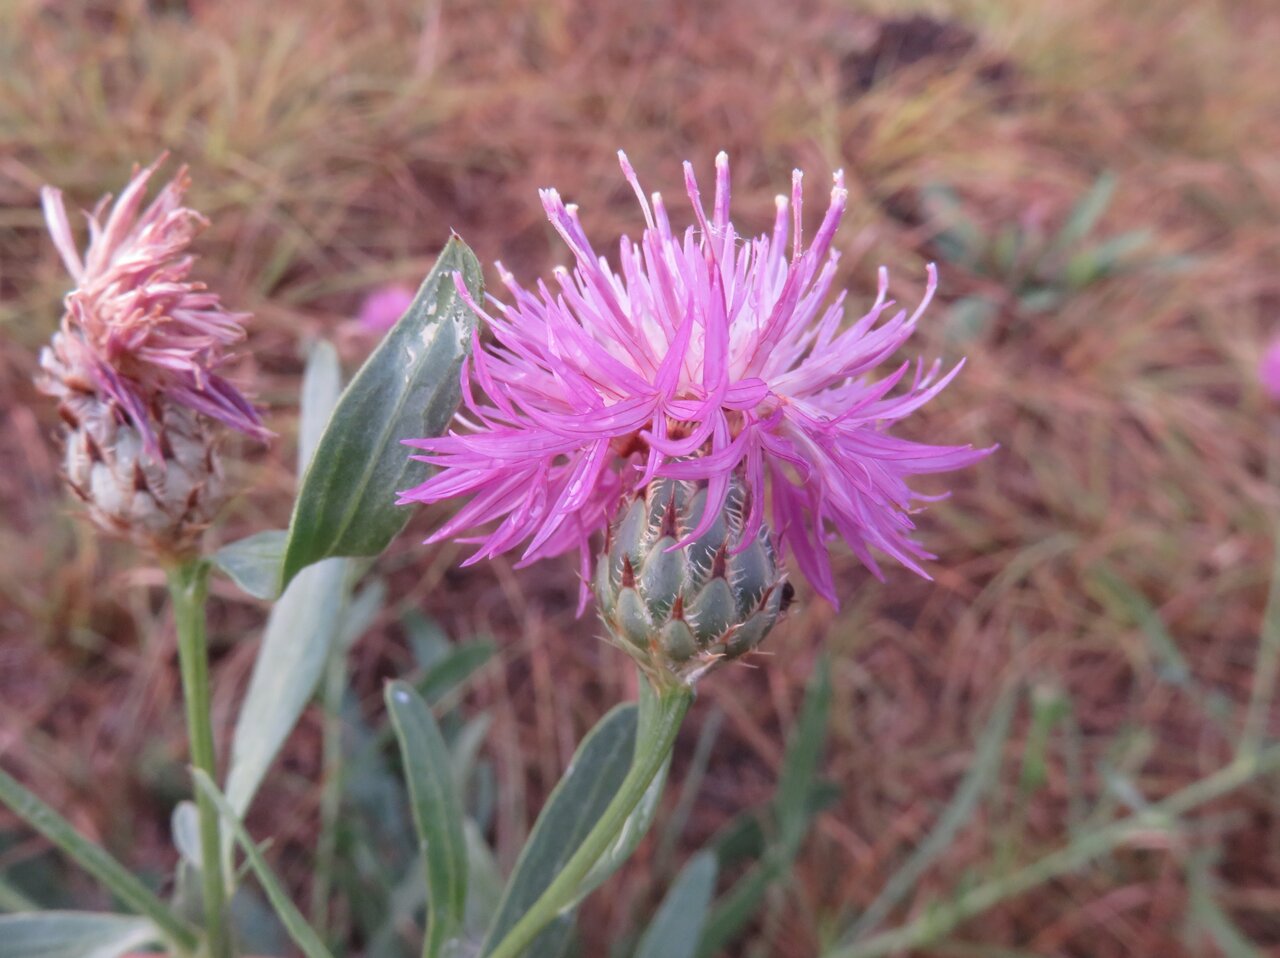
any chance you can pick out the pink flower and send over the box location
[357,284,415,333]
[399,152,991,605]
[39,158,269,458]
[1261,335,1280,402]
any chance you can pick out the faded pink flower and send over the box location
[357,283,415,333]
[1261,335,1280,402]
[399,152,991,605]
[39,158,269,458]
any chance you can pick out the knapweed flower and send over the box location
[401,152,990,627]
[39,158,268,555]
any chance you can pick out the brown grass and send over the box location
[4,0,1280,954]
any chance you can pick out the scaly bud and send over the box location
[595,475,792,685]
[37,160,268,557]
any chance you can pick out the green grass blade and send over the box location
[775,655,833,853]
[843,682,1018,943]
[0,768,196,950]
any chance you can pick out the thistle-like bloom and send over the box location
[39,158,269,458]
[401,152,990,605]
[39,159,268,554]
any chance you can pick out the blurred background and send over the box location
[3,0,1280,955]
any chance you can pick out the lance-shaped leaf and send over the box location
[386,682,468,957]
[212,529,287,601]
[482,705,638,955]
[224,341,350,828]
[0,913,158,958]
[636,853,718,958]
[280,238,482,589]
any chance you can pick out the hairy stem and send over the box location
[168,560,231,958]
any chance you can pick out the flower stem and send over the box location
[486,678,694,958]
[167,560,231,958]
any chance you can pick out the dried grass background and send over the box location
[3,0,1280,954]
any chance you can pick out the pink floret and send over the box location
[40,158,270,457]
[399,152,992,606]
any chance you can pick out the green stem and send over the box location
[486,679,694,958]
[167,560,231,958]
[825,747,1280,958]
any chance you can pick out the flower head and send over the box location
[400,152,990,606]
[39,157,269,459]
[39,159,268,556]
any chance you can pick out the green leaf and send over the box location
[943,297,996,345]
[386,682,469,958]
[524,914,576,958]
[280,239,482,588]
[224,339,353,846]
[1064,229,1153,288]
[212,341,344,601]
[636,852,717,958]
[697,661,838,958]
[1053,171,1117,251]
[576,752,671,901]
[224,557,348,823]
[0,913,157,958]
[482,704,638,955]
[0,768,196,950]
[212,530,287,601]
[193,771,335,958]
[776,655,833,853]
[463,822,504,940]
[171,800,201,869]
[419,640,497,706]
[298,340,344,474]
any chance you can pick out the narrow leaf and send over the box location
[576,754,671,902]
[385,681,469,957]
[298,340,343,474]
[280,239,483,587]
[776,655,833,852]
[419,640,497,706]
[212,530,287,601]
[0,769,195,950]
[212,341,343,600]
[1054,171,1117,251]
[224,557,348,822]
[193,771,335,958]
[0,912,157,958]
[482,705,638,955]
[636,852,718,958]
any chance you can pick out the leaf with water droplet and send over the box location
[279,238,482,589]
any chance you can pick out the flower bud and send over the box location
[595,475,791,684]
[54,381,224,559]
